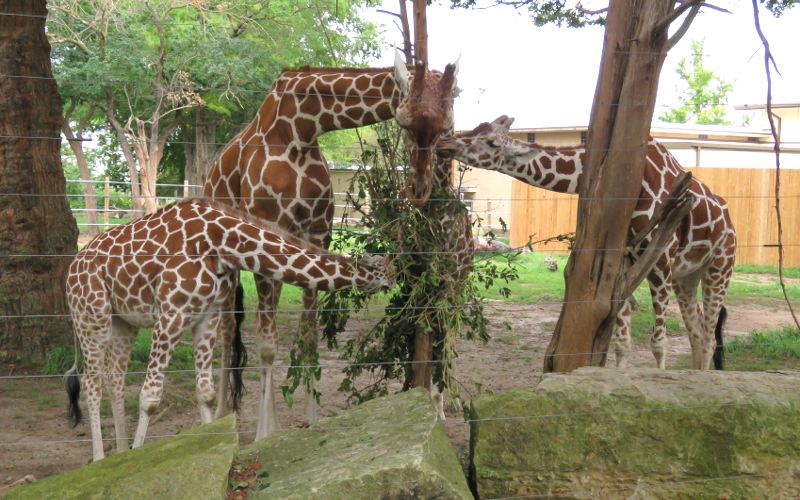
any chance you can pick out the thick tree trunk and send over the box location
[0,0,80,361]
[193,108,217,191]
[545,0,680,372]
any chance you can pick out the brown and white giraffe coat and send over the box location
[202,54,459,439]
[438,115,736,370]
[65,198,394,461]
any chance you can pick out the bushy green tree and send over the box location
[660,39,734,125]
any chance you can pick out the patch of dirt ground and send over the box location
[0,300,796,489]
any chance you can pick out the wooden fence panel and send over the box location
[509,167,800,267]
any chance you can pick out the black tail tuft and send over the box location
[230,283,248,412]
[64,367,82,427]
[713,306,727,370]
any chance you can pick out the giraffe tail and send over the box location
[64,333,82,427]
[713,306,727,371]
[229,282,248,412]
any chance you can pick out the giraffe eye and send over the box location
[487,140,500,148]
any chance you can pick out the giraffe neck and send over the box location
[254,67,402,147]
[211,204,383,291]
[488,142,585,194]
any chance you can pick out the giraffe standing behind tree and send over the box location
[203,53,459,439]
[64,198,395,462]
[438,116,736,371]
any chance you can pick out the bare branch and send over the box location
[376,9,402,19]
[751,0,799,329]
[655,0,701,34]
[623,172,694,297]
[667,2,701,50]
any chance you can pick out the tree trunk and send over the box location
[0,0,80,362]
[106,112,145,216]
[409,0,430,389]
[63,122,98,236]
[545,0,685,372]
[193,107,217,192]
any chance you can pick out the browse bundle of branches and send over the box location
[319,122,520,404]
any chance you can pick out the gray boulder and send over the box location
[233,388,472,499]
[469,368,800,498]
[7,415,238,500]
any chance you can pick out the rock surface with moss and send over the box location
[469,368,800,498]
[232,388,472,499]
[7,415,238,500]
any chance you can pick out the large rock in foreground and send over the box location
[470,368,800,498]
[8,415,238,500]
[233,388,471,499]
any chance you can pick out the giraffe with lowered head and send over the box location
[65,198,395,461]
[203,52,459,438]
[438,115,736,370]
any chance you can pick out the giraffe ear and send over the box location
[394,49,411,94]
[492,115,515,134]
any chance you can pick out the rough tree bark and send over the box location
[545,0,701,372]
[0,0,80,361]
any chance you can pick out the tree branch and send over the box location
[751,0,798,330]
[667,2,701,50]
[623,172,694,297]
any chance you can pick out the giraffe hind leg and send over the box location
[647,266,672,370]
[104,318,138,453]
[254,276,281,440]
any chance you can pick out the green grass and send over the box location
[734,264,800,278]
[723,326,800,371]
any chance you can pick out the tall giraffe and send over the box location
[203,53,458,439]
[65,198,395,461]
[438,115,736,370]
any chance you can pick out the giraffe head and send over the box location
[393,52,459,207]
[355,254,397,293]
[437,115,526,168]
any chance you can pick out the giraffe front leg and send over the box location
[132,314,188,448]
[105,318,138,453]
[299,287,321,425]
[254,276,281,441]
[613,300,633,368]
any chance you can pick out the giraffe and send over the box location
[437,115,737,370]
[202,52,459,439]
[64,198,395,461]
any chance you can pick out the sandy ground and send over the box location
[1,297,796,488]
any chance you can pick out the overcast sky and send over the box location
[364,0,800,130]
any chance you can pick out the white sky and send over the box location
[364,0,800,130]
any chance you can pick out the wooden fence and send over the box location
[510,167,800,267]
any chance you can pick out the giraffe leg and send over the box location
[214,275,237,419]
[299,287,321,425]
[76,317,112,461]
[103,318,138,454]
[673,274,706,370]
[613,300,633,368]
[132,313,192,449]
[254,276,281,440]
[194,315,219,425]
[701,252,734,370]
[430,378,446,420]
[647,265,672,370]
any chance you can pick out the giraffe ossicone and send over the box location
[438,115,736,370]
[64,198,394,461]
[202,55,459,440]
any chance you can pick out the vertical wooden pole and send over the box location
[103,176,110,231]
[183,179,189,198]
[412,0,427,64]
[487,200,493,229]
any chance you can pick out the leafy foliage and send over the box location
[316,122,520,404]
[449,0,604,27]
[762,0,800,16]
[660,40,734,125]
